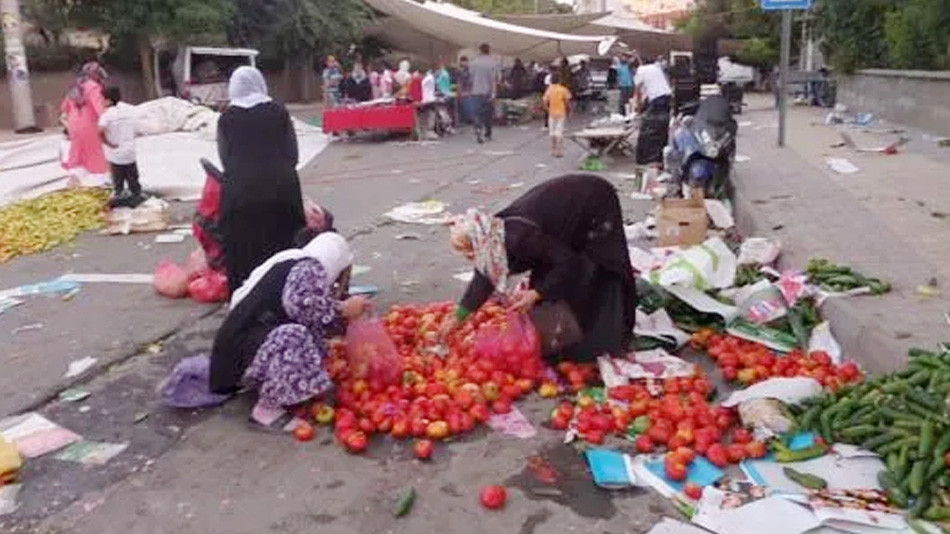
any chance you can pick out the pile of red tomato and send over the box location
[548,376,768,475]
[692,330,864,391]
[305,301,560,454]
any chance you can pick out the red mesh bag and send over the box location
[153,260,189,299]
[474,312,543,381]
[344,317,403,389]
[187,271,229,303]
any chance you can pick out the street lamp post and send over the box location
[1,0,38,133]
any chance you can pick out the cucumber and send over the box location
[841,424,879,441]
[783,467,828,490]
[862,430,908,451]
[908,370,932,387]
[934,428,950,459]
[926,455,948,481]
[392,486,416,518]
[910,490,932,518]
[909,460,927,496]
[920,421,936,458]
[799,405,822,430]
[908,389,942,411]
[878,436,919,457]
[923,505,950,521]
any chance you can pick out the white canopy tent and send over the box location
[363,0,618,61]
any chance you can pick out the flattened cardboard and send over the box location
[658,197,708,247]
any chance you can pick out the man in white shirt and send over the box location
[98,87,143,207]
[633,57,673,165]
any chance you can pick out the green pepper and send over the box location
[630,415,651,435]
[774,443,827,463]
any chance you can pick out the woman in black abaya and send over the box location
[218,66,305,293]
[441,174,638,362]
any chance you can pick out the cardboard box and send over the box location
[657,196,708,247]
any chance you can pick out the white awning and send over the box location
[364,0,618,60]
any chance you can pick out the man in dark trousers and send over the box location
[469,43,498,144]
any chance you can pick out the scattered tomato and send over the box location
[684,483,704,500]
[426,421,450,440]
[664,460,688,481]
[538,382,560,398]
[479,486,508,510]
[344,430,368,453]
[414,439,434,460]
[635,435,655,454]
[293,423,315,442]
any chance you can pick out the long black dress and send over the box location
[217,102,305,294]
[460,174,638,362]
[210,260,296,394]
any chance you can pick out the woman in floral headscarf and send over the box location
[61,61,109,181]
[443,174,638,362]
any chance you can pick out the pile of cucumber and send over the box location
[807,258,891,295]
[794,346,950,521]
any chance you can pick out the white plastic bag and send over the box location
[649,237,737,290]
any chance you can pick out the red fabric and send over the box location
[193,170,225,271]
[409,75,423,103]
[322,105,417,134]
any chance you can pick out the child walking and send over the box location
[543,72,572,158]
[98,87,142,208]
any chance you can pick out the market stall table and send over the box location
[567,122,639,159]
[322,104,418,136]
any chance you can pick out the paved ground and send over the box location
[2,116,670,533]
[2,96,948,532]
[733,95,949,373]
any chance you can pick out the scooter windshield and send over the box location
[694,95,735,139]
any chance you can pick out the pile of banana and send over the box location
[0,188,110,263]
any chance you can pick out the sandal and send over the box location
[247,405,306,434]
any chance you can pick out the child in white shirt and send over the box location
[98,87,142,207]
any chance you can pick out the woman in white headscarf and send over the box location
[217,66,305,294]
[210,232,368,429]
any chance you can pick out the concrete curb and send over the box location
[731,164,944,374]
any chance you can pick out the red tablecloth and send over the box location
[322,105,417,134]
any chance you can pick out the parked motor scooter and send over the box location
[664,95,738,199]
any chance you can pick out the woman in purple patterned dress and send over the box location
[209,232,367,429]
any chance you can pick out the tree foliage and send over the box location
[815,0,950,72]
[452,0,573,14]
[676,0,781,67]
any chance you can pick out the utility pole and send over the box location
[778,9,791,147]
[1,0,38,133]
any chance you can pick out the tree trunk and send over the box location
[1,0,38,132]
[139,36,157,100]
[299,53,312,102]
[283,55,295,102]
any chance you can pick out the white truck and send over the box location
[153,46,260,108]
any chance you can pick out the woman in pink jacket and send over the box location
[61,62,109,181]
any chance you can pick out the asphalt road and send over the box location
[2,118,671,533]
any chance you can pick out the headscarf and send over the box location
[352,63,367,83]
[452,209,509,293]
[229,232,353,309]
[67,61,107,106]
[227,66,273,109]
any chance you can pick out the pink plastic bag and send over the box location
[153,260,189,299]
[184,248,209,280]
[474,312,543,380]
[345,317,403,389]
[187,271,229,303]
